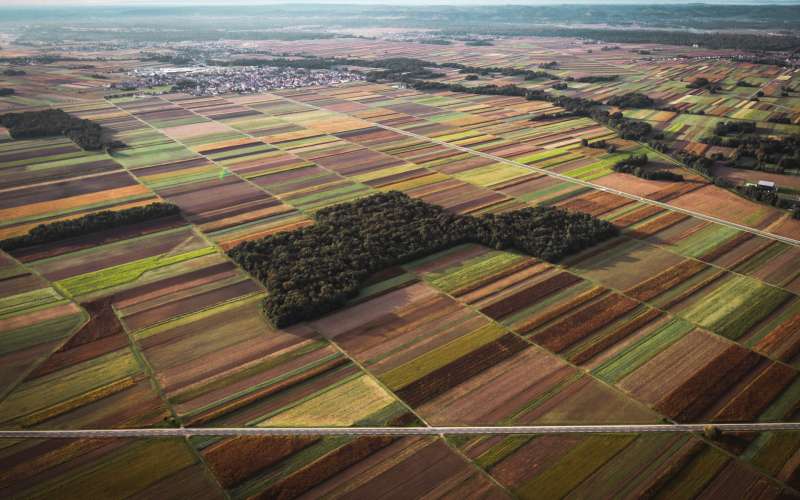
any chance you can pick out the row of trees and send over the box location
[713,120,757,136]
[372,64,798,215]
[734,184,800,215]
[703,122,800,171]
[436,62,557,81]
[572,75,619,83]
[405,79,660,145]
[420,39,452,45]
[454,26,800,52]
[768,115,793,124]
[402,70,800,217]
[580,138,616,153]
[0,203,180,252]
[608,113,656,141]
[607,92,655,109]
[228,192,618,327]
[0,89,14,96]
[612,154,684,182]
[712,178,800,218]
[464,40,493,46]
[211,56,562,84]
[0,109,118,151]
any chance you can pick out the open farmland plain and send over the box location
[2,24,800,498]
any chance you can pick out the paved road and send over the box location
[2,423,800,439]
[277,95,800,248]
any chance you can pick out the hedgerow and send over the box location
[0,202,180,251]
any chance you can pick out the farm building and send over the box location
[758,180,778,192]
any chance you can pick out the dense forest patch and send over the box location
[0,202,181,252]
[607,92,655,109]
[0,109,117,150]
[612,153,684,182]
[228,192,618,327]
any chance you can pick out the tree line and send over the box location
[0,109,119,151]
[209,56,560,83]
[303,61,800,216]
[0,203,181,252]
[228,191,618,327]
[722,183,800,218]
[441,26,800,53]
[607,92,655,109]
[703,121,800,172]
[571,75,619,83]
[612,153,684,182]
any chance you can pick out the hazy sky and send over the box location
[2,0,795,5]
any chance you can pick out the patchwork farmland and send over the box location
[2,10,800,497]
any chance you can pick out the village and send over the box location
[114,64,365,96]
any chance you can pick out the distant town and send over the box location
[114,65,365,96]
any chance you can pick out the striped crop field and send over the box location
[3,29,800,497]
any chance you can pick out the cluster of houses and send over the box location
[115,65,365,96]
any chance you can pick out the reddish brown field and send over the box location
[455,260,546,301]
[480,271,581,320]
[631,440,706,499]
[121,279,260,331]
[11,215,186,263]
[418,349,574,425]
[612,205,664,229]
[489,434,583,487]
[698,231,755,263]
[569,308,665,366]
[257,436,396,500]
[628,212,690,239]
[300,437,508,499]
[619,329,730,404]
[396,333,529,407]
[754,314,800,363]
[204,436,319,488]
[594,173,670,197]
[647,181,704,203]
[654,345,762,421]
[557,191,634,217]
[669,185,773,228]
[532,293,639,352]
[625,259,708,302]
[32,227,203,281]
[713,362,796,422]
[514,286,607,335]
